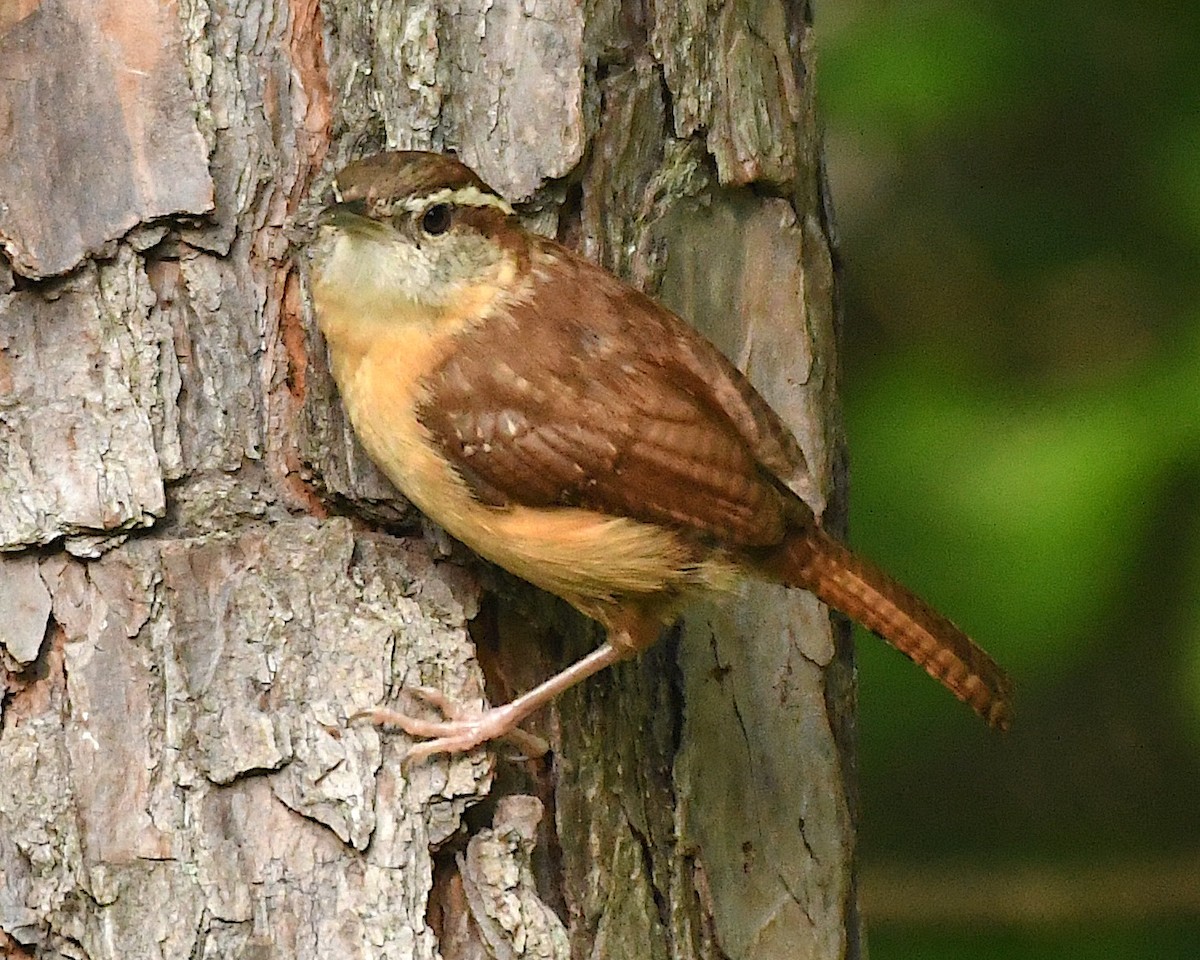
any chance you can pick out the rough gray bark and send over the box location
[0,2,856,958]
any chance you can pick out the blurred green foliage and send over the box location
[868,921,1200,960]
[817,0,1200,952]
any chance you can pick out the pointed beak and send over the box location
[317,200,373,230]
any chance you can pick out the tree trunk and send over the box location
[0,2,857,958]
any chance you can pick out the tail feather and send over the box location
[776,526,1014,730]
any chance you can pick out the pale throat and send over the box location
[312,229,523,389]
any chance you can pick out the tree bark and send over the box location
[0,2,857,958]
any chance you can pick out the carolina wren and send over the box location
[303,151,1013,758]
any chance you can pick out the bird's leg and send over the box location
[357,639,635,761]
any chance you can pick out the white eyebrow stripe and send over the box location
[395,185,514,216]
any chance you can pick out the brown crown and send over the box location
[333,151,497,206]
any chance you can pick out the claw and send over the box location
[351,642,629,761]
[352,689,549,760]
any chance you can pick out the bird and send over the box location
[301,150,1013,759]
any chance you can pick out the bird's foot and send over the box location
[354,686,549,761]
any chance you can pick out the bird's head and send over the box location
[306,151,523,320]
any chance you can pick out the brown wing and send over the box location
[416,240,810,548]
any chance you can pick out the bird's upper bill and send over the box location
[316,200,381,233]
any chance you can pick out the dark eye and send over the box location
[421,204,452,235]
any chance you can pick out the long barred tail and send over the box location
[778,526,1014,730]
